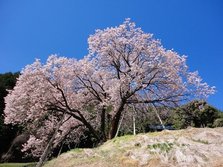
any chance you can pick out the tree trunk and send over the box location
[57,142,64,157]
[152,104,165,130]
[78,113,100,141]
[106,113,111,139]
[64,111,100,142]
[36,117,64,167]
[115,109,126,138]
[133,106,137,135]
[100,107,106,141]
[109,102,125,139]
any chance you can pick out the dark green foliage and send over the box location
[119,106,174,134]
[172,100,222,129]
[0,72,19,121]
[0,72,20,160]
[115,101,222,135]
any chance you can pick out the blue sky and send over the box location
[0,0,222,110]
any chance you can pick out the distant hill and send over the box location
[44,127,223,167]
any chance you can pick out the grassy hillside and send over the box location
[44,127,223,167]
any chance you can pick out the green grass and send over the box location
[147,142,174,153]
[0,162,36,167]
[112,134,135,143]
[70,148,83,153]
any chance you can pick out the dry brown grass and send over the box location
[44,127,223,167]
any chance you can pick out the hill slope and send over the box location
[44,128,223,167]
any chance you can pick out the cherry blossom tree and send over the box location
[87,19,215,138]
[4,57,88,166]
[4,19,215,164]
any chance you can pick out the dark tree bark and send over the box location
[108,101,125,139]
